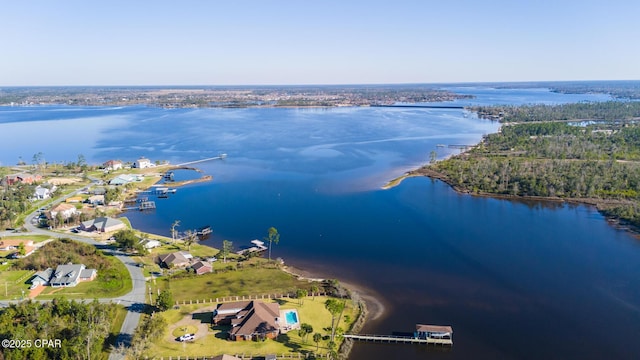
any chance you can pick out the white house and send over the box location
[103,160,123,171]
[34,186,51,200]
[140,239,161,249]
[134,157,153,169]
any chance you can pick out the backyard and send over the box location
[147,295,359,358]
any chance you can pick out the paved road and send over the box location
[1,179,146,360]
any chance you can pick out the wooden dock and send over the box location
[343,334,452,346]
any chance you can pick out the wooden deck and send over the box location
[343,334,453,345]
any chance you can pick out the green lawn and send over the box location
[37,256,132,300]
[147,296,359,358]
[0,270,35,300]
[153,265,316,303]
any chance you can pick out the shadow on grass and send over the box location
[276,333,303,352]
[192,311,212,324]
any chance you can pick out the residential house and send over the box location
[103,160,123,171]
[79,217,126,233]
[134,157,153,169]
[87,195,105,205]
[191,260,212,275]
[140,239,161,249]
[158,251,191,268]
[65,196,83,203]
[29,268,53,288]
[109,174,142,186]
[34,186,51,200]
[3,173,42,186]
[49,203,79,221]
[212,300,281,341]
[49,264,98,287]
[0,239,36,258]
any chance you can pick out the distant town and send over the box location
[0,85,473,108]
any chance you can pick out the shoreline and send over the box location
[281,264,387,322]
[381,142,640,237]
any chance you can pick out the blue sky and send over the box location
[1,0,639,85]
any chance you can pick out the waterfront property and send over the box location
[213,300,281,341]
[134,157,154,169]
[158,251,192,268]
[278,309,300,332]
[79,216,126,233]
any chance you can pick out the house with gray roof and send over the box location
[80,217,126,233]
[49,264,97,287]
[30,268,54,288]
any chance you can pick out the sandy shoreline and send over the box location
[282,264,387,322]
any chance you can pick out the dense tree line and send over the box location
[423,118,640,227]
[0,299,118,360]
[471,101,640,123]
[14,238,113,272]
[0,183,34,228]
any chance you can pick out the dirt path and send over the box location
[164,306,217,343]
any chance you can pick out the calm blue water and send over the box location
[1,87,639,359]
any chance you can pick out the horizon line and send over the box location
[2,79,640,88]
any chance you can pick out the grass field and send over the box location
[153,265,316,303]
[147,296,359,358]
[0,270,35,299]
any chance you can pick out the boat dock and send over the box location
[236,239,268,256]
[138,201,156,210]
[343,334,452,345]
[344,324,453,346]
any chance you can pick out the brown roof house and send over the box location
[0,239,36,258]
[213,300,281,341]
[190,260,213,275]
[158,251,192,268]
[49,203,79,221]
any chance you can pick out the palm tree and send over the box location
[313,332,322,352]
[264,227,280,261]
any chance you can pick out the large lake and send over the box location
[2,87,639,359]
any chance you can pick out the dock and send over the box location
[138,201,156,210]
[344,324,453,346]
[343,334,452,345]
[236,239,268,256]
[176,153,227,166]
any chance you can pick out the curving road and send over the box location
[1,180,146,360]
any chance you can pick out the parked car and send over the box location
[177,333,195,342]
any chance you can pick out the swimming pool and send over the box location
[284,310,299,326]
